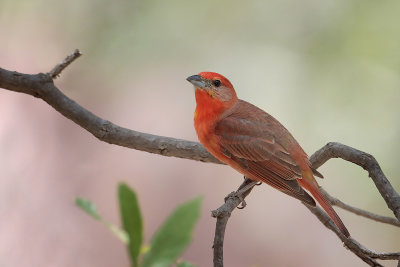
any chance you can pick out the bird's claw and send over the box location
[243,176,261,186]
[237,198,247,209]
[224,191,247,209]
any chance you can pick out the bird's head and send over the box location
[187,72,238,109]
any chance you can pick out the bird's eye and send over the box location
[213,79,221,87]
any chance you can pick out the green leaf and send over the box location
[119,183,143,267]
[76,198,129,243]
[76,198,129,244]
[177,261,198,267]
[76,198,101,220]
[142,197,202,267]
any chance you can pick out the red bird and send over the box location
[187,72,350,238]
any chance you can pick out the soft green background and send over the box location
[1,0,399,266]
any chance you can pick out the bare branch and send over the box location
[0,51,399,267]
[305,204,400,266]
[211,178,258,267]
[309,142,400,222]
[0,65,220,164]
[211,177,399,267]
[48,49,82,79]
[320,188,400,227]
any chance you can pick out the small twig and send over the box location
[347,240,400,261]
[320,188,400,227]
[352,239,400,260]
[48,49,82,79]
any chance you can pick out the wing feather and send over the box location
[214,100,315,205]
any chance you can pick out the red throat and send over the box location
[194,89,231,122]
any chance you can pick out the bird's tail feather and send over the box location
[299,178,350,238]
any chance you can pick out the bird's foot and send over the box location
[224,191,236,202]
[224,179,259,210]
[224,191,247,209]
[237,198,247,209]
[243,176,261,186]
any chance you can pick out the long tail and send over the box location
[298,178,350,238]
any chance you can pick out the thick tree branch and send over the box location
[1,51,399,267]
[0,67,220,165]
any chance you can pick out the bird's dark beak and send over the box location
[186,75,206,89]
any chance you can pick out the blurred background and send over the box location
[1,0,399,266]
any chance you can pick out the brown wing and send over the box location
[215,100,316,206]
